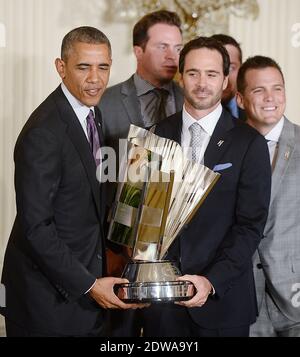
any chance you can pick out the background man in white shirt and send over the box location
[237,55,300,337]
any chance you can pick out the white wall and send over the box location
[0,0,299,335]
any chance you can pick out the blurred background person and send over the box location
[99,10,184,153]
[211,34,246,120]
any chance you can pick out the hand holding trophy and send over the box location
[107,125,220,303]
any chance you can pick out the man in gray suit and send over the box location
[99,10,184,155]
[237,55,300,337]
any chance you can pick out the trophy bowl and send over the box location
[114,260,195,303]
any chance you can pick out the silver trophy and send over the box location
[108,125,220,303]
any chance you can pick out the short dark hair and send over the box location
[179,36,230,76]
[61,26,111,61]
[133,10,182,49]
[211,34,243,63]
[237,55,285,94]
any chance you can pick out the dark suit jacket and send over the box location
[155,109,271,329]
[223,98,247,121]
[1,86,107,336]
[238,107,247,121]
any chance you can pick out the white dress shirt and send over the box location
[181,103,223,163]
[61,83,95,140]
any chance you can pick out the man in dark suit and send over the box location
[0,26,141,337]
[211,34,246,121]
[142,37,271,337]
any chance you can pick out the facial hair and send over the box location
[184,86,222,111]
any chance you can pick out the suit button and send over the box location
[97,254,102,260]
[256,263,263,269]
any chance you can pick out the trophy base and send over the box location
[115,260,195,303]
[115,280,194,303]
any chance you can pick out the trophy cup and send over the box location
[107,125,220,303]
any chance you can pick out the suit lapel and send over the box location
[168,112,183,144]
[94,107,107,222]
[270,118,295,205]
[94,106,105,146]
[173,82,184,112]
[53,86,102,217]
[121,76,145,128]
[204,109,235,170]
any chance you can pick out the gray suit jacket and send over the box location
[98,75,183,152]
[254,117,300,322]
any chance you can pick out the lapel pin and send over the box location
[284,150,290,160]
[217,140,224,147]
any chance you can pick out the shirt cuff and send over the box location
[85,279,97,294]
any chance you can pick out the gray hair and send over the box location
[61,26,111,61]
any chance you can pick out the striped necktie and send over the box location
[86,109,101,167]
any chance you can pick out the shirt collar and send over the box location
[61,83,95,126]
[182,103,223,137]
[134,73,172,97]
[265,116,285,142]
[226,97,239,118]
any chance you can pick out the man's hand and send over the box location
[89,277,148,310]
[176,275,212,308]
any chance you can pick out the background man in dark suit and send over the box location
[142,37,271,337]
[211,34,246,120]
[0,26,141,337]
[237,56,300,337]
